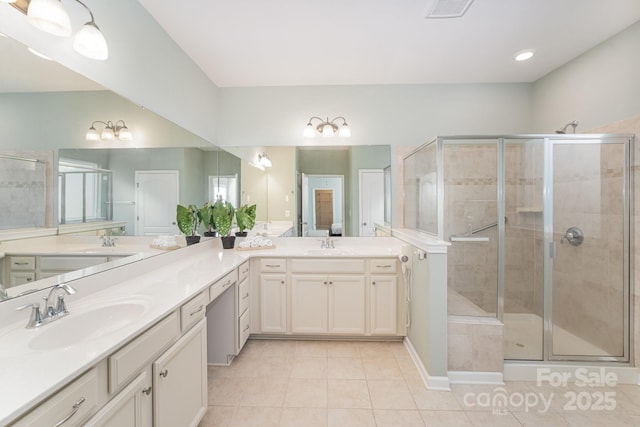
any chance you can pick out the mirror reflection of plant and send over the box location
[236,204,256,234]
[176,204,201,236]
[212,200,235,237]
[199,202,216,235]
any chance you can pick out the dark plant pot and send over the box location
[221,235,236,249]
[235,231,248,237]
[204,231,217,237]
[186,235,201,246]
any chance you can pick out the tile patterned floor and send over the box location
[198,339,640,427]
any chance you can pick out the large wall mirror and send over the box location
[0,34,236,302]
[229,145,391,237]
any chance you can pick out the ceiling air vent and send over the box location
[426,0,475,19]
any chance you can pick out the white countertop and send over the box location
[0,236,407,424]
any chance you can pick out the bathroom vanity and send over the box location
[0,237,406,426]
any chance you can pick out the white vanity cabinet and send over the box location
[369,259,400,335]
[84,371,151,427]
[3,254,126,286]
[253,256,403,338]
[152,318,207,427]
[237,261,251,349]
[259,259,288,333]
[291,274,366,334]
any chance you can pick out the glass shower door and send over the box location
[503,139,545,360]
[549,138,630,361]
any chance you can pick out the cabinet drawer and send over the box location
[291,259,365,274]
[209,270,238,302]
[238,261,250,283]
[260,259,286,273]
[239,310,250,349]
[181,291,208,332]
[238,278,250,316]
[9,272,35,286]
[38,256,108,271]
[108,312,179,394]
[8,256,35,271]
[369,259,398,274]
[13,368,99,427]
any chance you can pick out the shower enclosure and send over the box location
[403,134,633,362]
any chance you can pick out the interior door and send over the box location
[359,169,384,236]
[135,171,179,236]
[314,189,333,231]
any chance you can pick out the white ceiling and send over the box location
[137,0,640,87]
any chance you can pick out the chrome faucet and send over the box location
[16,283,77,329]
[0,284,8,301]
[320,236,334,249]
[101,234,117,247]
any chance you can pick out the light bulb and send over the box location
[73,22,109,61]
[338,123,351,137]
[303,123,315,138]
[27,0,72,37]
[85,127,99,141]
[101,126,115,140]
[117,126,132,141]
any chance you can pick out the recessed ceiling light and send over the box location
[514,50,535,62]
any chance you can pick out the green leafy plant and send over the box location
[212,200,235,237]
[199,202,216,234]
[235,204,256,233]
[176,204,200,236]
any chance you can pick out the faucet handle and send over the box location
[16,303,43,329]
[56,294,70,315]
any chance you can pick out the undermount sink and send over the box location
[303,248,356,256]
[28,298,150,350]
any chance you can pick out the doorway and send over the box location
[135,170,180,236]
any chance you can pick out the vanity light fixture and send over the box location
[19,0,108,60]
[258,153,272,168]
[86,120,132,142]
[304,116,351,138]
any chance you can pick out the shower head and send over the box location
[556,120,579,134]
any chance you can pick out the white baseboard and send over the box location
[448,370,504,385]
[403,337,451,391]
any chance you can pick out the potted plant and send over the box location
[176,204,201,245]
[212,200,236,249]
[235,204,256,237]
[199,202,217,237]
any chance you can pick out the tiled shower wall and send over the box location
[0,151,53,229]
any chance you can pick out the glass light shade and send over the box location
[73,22,109,61]
[27,0,72,37]
[303,123,315,138]
[321,124,334,137]
[0,0,17,3]
[85,127,99,141]
[101,126,115,140]
[259,155,272,168]
[338,123,351,137]
[117,126,132,141]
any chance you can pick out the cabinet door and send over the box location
[260,274,287,333]
[291,275,328,333]
[9,271,35,286]
[370,275,397,335]
[85,371,152,427]
[329,276,365,334]
[153,319,207,427]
